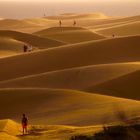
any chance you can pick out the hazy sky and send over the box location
[0,0,139,19]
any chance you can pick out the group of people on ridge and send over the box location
[59,20,77,27]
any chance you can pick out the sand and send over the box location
[0,62,140,90]
[34,27,105,44]
[86,70,140,100]
[0,13,140,140]
[0,35,140,82]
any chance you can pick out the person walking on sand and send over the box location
[59,20,62,27]
[73,20,76,27]
[112,34,115,38]
[22,114,28,135]
[23,44,28,53]
[28,44,33,52]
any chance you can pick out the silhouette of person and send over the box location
[59,20,62,27]
[73,20,76,26]
[28,44,33,52]
[112,34,115,38]
[23,44,28,53]
[22,114,28,135]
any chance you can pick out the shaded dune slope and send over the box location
[0,35,139,81]
[86,70,140,100]
[0,30,65,49]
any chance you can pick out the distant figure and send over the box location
[59,20,62,27]
[28,44,33,52]
[22,114,28,135]
[112,34,115,38]
[73,20,76,26]
[23,44,28,53]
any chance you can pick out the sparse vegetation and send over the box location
[70,124,140,140]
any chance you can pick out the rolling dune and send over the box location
[0,119,103,140]
[0,88,140,126]
[97,21,140,37]
[0,36,139,81]
[0,30,65,49]
[0,38,24,57]
[0,14,139,34]
[47,13,108,20]
[86,70,140,100]
[0,62,140,90]
[34,27,105,44]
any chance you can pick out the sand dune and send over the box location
[47,13,108,20]
[0,38,24,57]
[86,70,140,101]
[0,13,140,140]
[0,35,139,81]
[97,21,140,37]
[0,30,65,49]
[0,88,140,126]
[0,18,55,33]
[88,15,140,33]
[0,62,140,90]
[34,27,105,44]
[0,119,103,140]
[0,14,139,34]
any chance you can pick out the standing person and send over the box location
[22,114,28,135]
[73,20,76,27]
[28,44,33,52]
[112,34,115,38]
[59,20,62,27]
[23,44,28,53]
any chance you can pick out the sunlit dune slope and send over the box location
[0,62,140,90]
[0,38,24,57]
[86,70,140,100]
[34,27,105,44]
[0,30,65,49]
[0,14,139,34]
[0,119,20,140]
[0,119,103,140]
[0,88,140,125]
[97,21,140,37]
[0,18,56,33]
[0,119,20,135]
[0,36,139,81]
[88,15,140,32]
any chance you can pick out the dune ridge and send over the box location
[0,35,139,81]
[0,13,140,140]
[0,30,65,49]
[97,21,140,36]
[86,70,140,100]
[0,119,103,140]
[0,62,140,90]
[34,27,105,44]
[46,13,108,20]
[0,88,140,126]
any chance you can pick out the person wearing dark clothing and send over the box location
[23,45,28,53]
[59,20,62,27]
[73,20,76,26]
[112,34,115,38]
[22,114,28,135]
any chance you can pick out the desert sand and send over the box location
[0,12,140,140]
